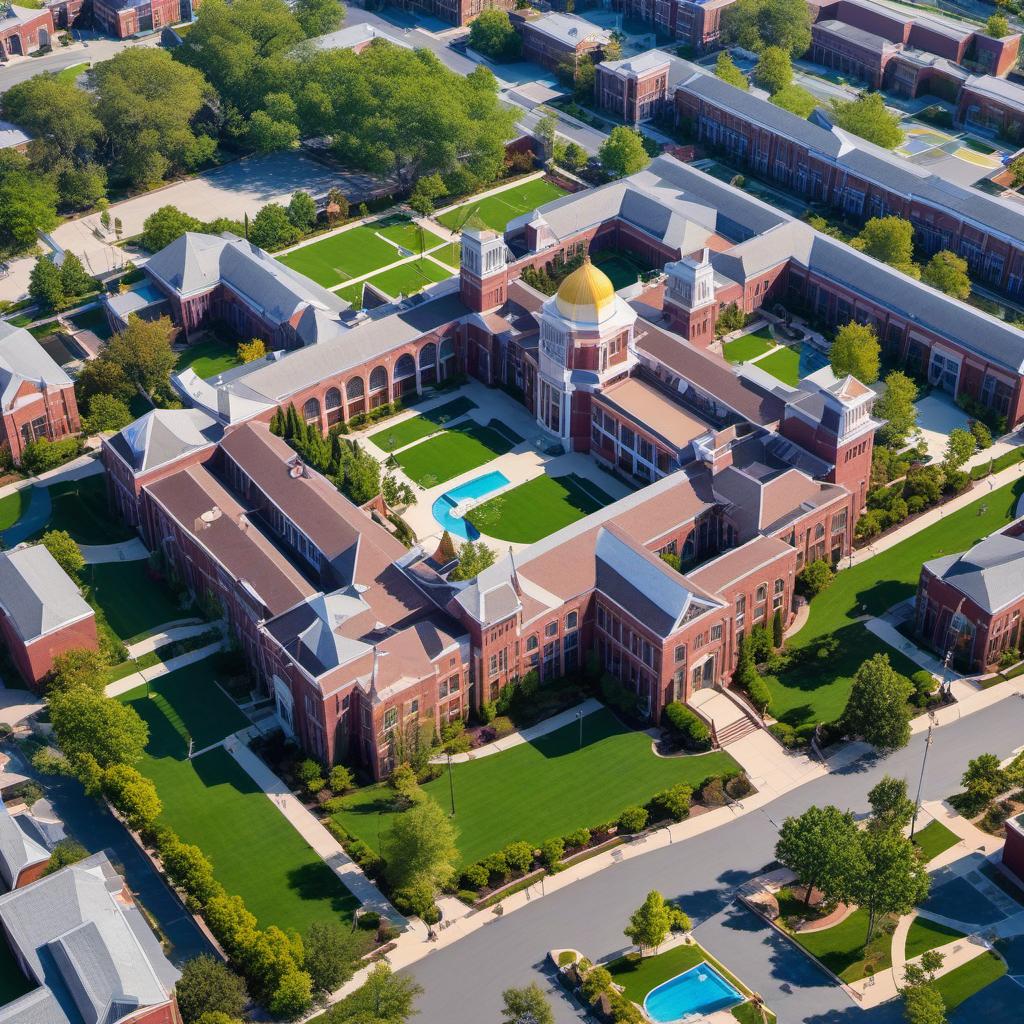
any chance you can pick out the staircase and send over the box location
[714,715,759,747]
[689,687,761,748]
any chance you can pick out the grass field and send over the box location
[394,420,521,488]
[175,337,242,379]
[432,241,461,269]
[724,329,775,364]
[782,903,895,983]
[437,178,568,232]
[333,707,738,865]
[123,663,359,932]
[752,344,801,386]
[466,473,616,543]
[373,215,445,253]
[933,950,1007,1010]
[592,251,646,290]
[35,475,136,546]
[608,943,750,1006]
[85,561,194,642]
[904,917,965,960]
[912,820,960,864]
[0,490,26,531]
[763,477,1024,726]
[54,63,89,85]
[276,225,400,288]
[367,258,453,299]
[368,397,477,452]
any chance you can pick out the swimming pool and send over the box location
[431,470,510,541]
[643,962,744,1022]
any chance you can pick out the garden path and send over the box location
[124,621,220,660]
[78,538,149,563]
[104,641,222,699]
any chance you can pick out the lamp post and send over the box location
[446,751,456,817]
[576,709,583,750]
[910,714,935,840]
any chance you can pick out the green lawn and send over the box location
[276,225,401,288]
[368,397,477,452]
[366,258,453,299]
[608,943,750,1006]
[437,178,568,232]
[85,560,194,642]
[592,251,646,290]
[724,330,776,364]
[783,905,895,983]
[123,665,359,932]
[373,215,445,253]
[175,337,242,380]
[0,490,26,531]
[337,282,365,309]
[912,820,960,864]
[904,917,965,960]
[394,420,521,488]
[933,950,1007,1010]
[752,344,801,386]
[432,241,461,269]
[466,473,616,543]
[764,477,1024,726]
[35,475,136,545]
[333,707,738,865]
[54,62,88,85]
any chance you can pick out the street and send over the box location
[0,35,155,94]
[403,696,1024,1024]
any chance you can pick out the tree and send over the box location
[754,46,792,94]
[176,955,249,1024]
[93,49,217,187]
[868,775,915,833]
[842,653,914,751]
[246,108,301,153]
[770,84,817,118]
[54,158,107,211]
[961,753,1008,803]
[721,0,813,57]
[829,92,904,149]
[75,358,134,409]
[875,372,919,448]
[103,763,162,831]
[287,190,318,234]
[922,250,971,300]
[715,52,749,91]
[29,255,66,310]
[502,983,554,1024]
[328,963,422,1022]
[408,173,446,218]
[294,0,345,37]
[943,427,975,470]
[902,983,947,1024]
[381,796,459,893]
[846,827,930,942]
[1010,154,1024,189]
[268,967,313,1018]
[797,559,834,597]
[50,687,149,768]
[554,140,588,172]
[534,113,557,156]
[599,126,650,179]
[775,804,860,906]
[249,203,301,251]
[59,252,94,300]
[45,839,89,875]
[50,648,107,695]
[41,530,85,582]
[449,539,496,581]
[102,315,177,397]
[572,54,596,101]
[986,12,1010,38]
[0,151,59,256]
[853,216,917,276]
[238,338,267,363]
[142,206,203,255]
[468,9,522,61]
[624,890,672,953]
[304,920,360,993]
[830,321,880,384]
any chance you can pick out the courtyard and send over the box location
[435,176,568,233]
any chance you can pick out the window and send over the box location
[448,675,460,693]
[488,655,498,677]
[369,365,388,392]
[756,584,768,601]
[409,698,419,715]
[675,643,686,663]
[565,611,578,630]
[542,641,558,679]
[383,708,397,731]
[438,679,449,699]
[814,523,825,540]
[711,625,722,641]
[526,635,538,651]
[545,621,558,637]
[774,578,784,594]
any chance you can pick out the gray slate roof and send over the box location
[925,531,1024,613]
[0,803,48,892]
[0,322,73,411]
[0,546,93,644]
[106,408,222,474]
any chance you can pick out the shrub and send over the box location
[480,850,510,883]
[746,674,772,714]
[910,669,937,706]
[650,783,692,822]
[600,673,638,715]
[725,773,753,799]
[769,722,798,748]
[563,827,591,849]
[700,777,727,806]
[478,701,497,724]
[357,911,381,930]
[747,625,773,663]
[540,838,564,868]
[297,759,324,788]
[999,647,1021,669]
[492,716,515,739]
[970,420,993,449]
[798,559,835,597]
[328,764,354,794]
[45,839,89,876]
[618,805,649,833]
[304,775,327,797]
[460,863,489,890]
[32,747,67,775]
[663,702,711,750]
[504,840,535,873]
[581,965,613,1003]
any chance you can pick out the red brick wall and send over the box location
[1004,817,1024,884]
[0,611,99,689]
[1,383,80,465]
[0,8,54,56]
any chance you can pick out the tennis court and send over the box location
[437,178,568,232]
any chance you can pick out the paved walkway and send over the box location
[125,621,220,660]
[224,733,402,922]
[104,642,222,698]
[79,538,149,564]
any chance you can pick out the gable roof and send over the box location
[0,803,49,892]
[0,322,73,411]
[925,530,1024,613]
[106,408,222,475]
[0,546,93,644]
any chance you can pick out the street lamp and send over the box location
[910,712,935,840]
[446,751,456,817]
[576,709,583,750]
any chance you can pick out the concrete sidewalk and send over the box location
[125,621,216,660]
[79,539,149,564]
[104,642,222,698]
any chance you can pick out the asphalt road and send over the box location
[0,36,150,93]
[403,697,1024,1024]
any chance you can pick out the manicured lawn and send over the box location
[54,62,88,86]
[124,667,359,932]
[764,477,1024,726]
[373,215,445,253]
[432,241,461,269]
[904,917,965,960]
[437,178,568,232]
[752,344,801,386]
[368,397,477,452]
[731,1003,777,1024]
[175,337,242,379]
[912,820,960,864]
[608,943,750,1006]
[0,490,26,531]
[724,330,775,364]
[333,707,738,865]
[784,906,896,983]
[276,225,400,288]
[467,473,616,543]
[933,950,1007,1010]
[366,257,453,299]
[394,420,521,488]
[36,475,136,545]
[337,282,365,309]
[84,560,194,642]
[592,251,646,290]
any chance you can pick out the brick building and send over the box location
[515,11,611,72]
[0,803,49,891]
[1005,814,1024,886]
[956,74,1024,138]
[0,322,81,466]
[91,0,194,38]
[0,3,53,57]
[0,545,98,689]
[595,51,691,125]
[614,0,734,51]
[389,0,511,27]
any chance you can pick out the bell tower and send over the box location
[460,227,509,313]
[663,249,718,348]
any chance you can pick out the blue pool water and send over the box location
[431,470,510,541]
[643,962,744,1023]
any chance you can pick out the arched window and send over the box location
[814,523,825,539]
[346,377,364,400]
[526,635,538,651]
[774,578,785,594]
[302,397,320,422]
[756,584,768,602]
[394,354,416,380]
[419,342,437,368]
[439,337,455,361]
[369,366,388,392]
[325,388,341,410]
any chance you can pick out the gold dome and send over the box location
[555,257,616,324]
